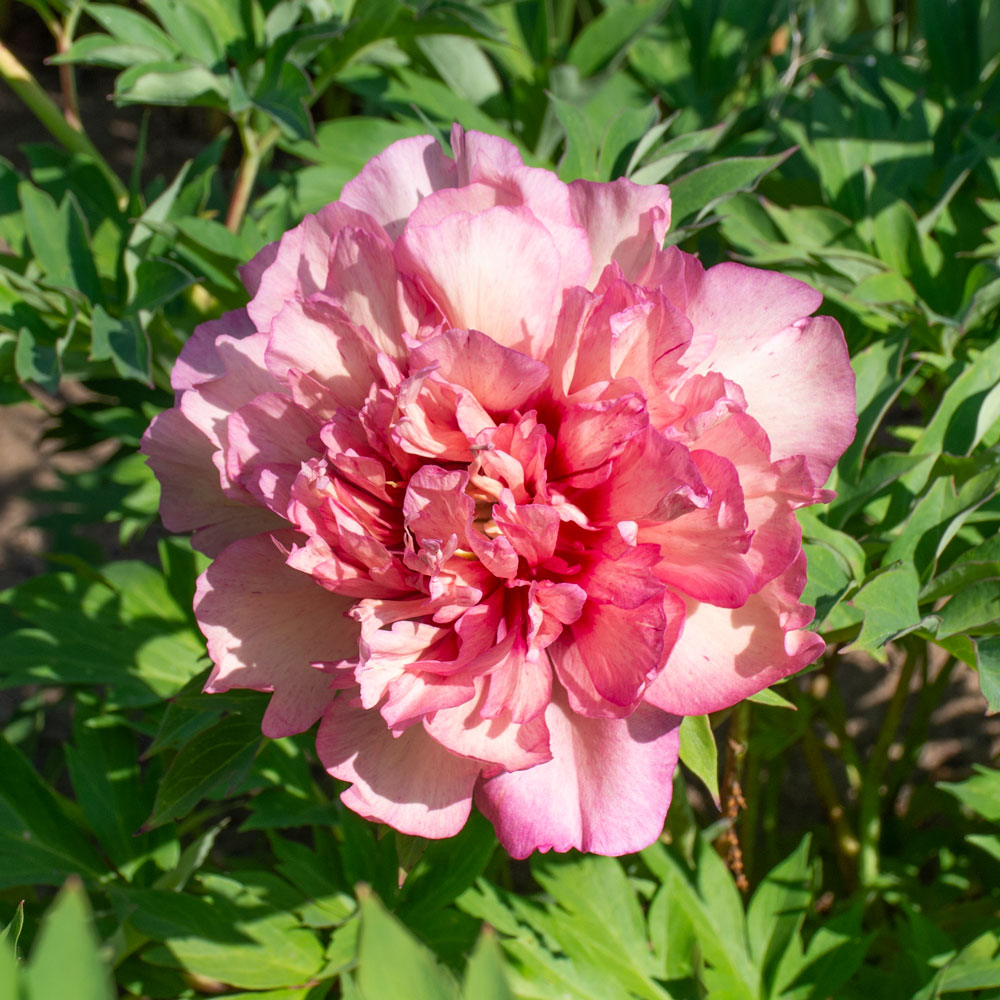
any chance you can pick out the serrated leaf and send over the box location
[146,714,263,828]
[679,714,720,807]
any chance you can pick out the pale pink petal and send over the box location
[568,177,671,287]
[324,227,407,360]
[410,328,550,413]
[317,694,480,838]
[340,135,458,240]
[225,393,322,496]
[171,310,256,392]
[682,264,855,483]
[424,680,551,773]
[247,204,383,331]
[476,690,681,857]
[644,554,826,715]
[196,533,359,737]
[265,297,382,410]
[141,407,283,554]
[395,206,563,355]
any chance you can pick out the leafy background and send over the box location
[1,0,1000,996]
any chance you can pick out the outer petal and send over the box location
[247,204,384,331]
[644,553,826,715]
[195,532,359,737]
[476,689,681,857]
[339,135,458,240]
[142,406,282,554]
[317,694,480,838]
[568,177,671,287]
[682,263,855,483]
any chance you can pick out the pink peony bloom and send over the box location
[142,127,856,858]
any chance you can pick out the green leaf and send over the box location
[50,34,168,68]
[679,714,720,807]
[844,563,922,660]
[86,3,181,55]
[90,306,151,383]
[568,0,673,77]
[939,765,1000,823]
[551,95,600,183]
[65,712,170,878]
[463,929,514,1000]
[935,579,1000,639]
[357,889,459,1000]
[18,184,100,299]
[774,901,872,1000]
[530,854,669,1000]
[0,735,105,888]
[975,637,1000,715]
[142,0,223,66]
[397,812,496,920]
[747,687,797,710]
[641,840,756,995]
[747,835,813,994]
[24,880,114,1000]
[125,879,324,990]
[886,455,1000,577]
[0,938,17,1000]
[146,713,263,829]
[0,902,23,952]
[906,337,1000,491]
[13,327,59,394]
[116,61,228,106]
[667,149,795,226]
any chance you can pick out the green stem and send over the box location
[225,121,280,233]
[857,644,919,888]
[0,39,126,201]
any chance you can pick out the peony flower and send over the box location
[142,127,856,858]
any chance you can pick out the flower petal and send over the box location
[339,135,458,240]
[196,532,359,737]
[476,689,681,857]
[317,694,480,838]
[644,552,825,715]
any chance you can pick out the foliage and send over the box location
[0,0,998,996]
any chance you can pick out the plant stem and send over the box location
[857,644,919,888]
[225,121,280,233]
[0,39,126,201]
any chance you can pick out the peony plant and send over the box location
[143,127,856,857]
